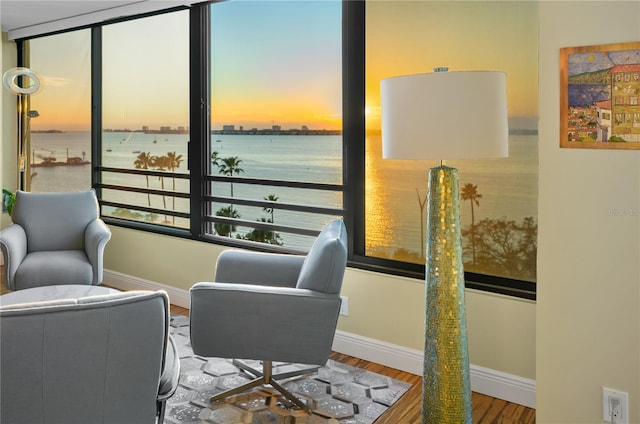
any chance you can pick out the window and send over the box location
[202,0,343,250]
[363,1,538,291]
[19,1,537,299]
[27,30,92,193]
[100,11,190,229]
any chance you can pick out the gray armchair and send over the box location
[189,219,348,413]
[0,189,111,290]
[0,290,180,424]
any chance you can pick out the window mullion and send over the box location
[189,3,211,238]
[91,26,102,198]
[342,0,366,261]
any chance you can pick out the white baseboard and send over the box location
[470,364,536,409]
[103,269,536,409]
[333,330,535,409]
[103,270,191,309]
[333,330,423,374]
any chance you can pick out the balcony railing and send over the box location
[97,167,343,252]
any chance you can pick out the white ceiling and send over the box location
[1,1,137,32]
[0,0,203,39]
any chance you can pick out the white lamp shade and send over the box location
[381,71,509,160]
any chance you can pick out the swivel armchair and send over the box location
[0,290,180,424]
[189,219,348,413]
[0,189,111,290]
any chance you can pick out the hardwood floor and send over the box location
[170,304,535,423]
[0,277,535,423]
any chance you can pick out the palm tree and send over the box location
[262,194,280,244]
[218,156,244,198]
[461,183,482,265]
[134,152,154,207]
[416,188,427,259]
[263,194,279,223]
[210,150,221,171]
[244,217,283,245]
[166,151,184,224]
[152,154,170,223]
[215,205,240,237]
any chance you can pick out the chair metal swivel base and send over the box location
[210,360,319,415]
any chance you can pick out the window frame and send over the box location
[17,1,536,301]
[342,2,535,300]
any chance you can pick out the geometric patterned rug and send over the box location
[164,315,412,424]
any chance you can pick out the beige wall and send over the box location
[537,2,640,423]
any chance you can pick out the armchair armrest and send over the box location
[215,250,305,287]
[0,224,28,290]
[157,335,180,401]
[84,219,111,285]
[190,282,341,365]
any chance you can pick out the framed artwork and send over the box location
[560,41,640,149]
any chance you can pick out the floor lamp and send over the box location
[2,67,41,191]
[381,69,508,423]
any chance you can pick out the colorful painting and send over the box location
[560,42,640,149]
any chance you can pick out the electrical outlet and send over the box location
[603,387,628,424]
[340,296,349,316]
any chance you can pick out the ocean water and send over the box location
[30,132,344,248]
[366,134,538,260]
[30,131,538,256]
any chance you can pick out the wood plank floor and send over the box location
[170,304,535,424]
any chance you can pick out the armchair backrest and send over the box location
[296,219,348,294]
[11,189,100,252]
[0,290,170,424]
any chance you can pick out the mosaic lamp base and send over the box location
[422,165,472,424]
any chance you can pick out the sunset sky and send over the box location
[210,0,342,131]
[27,1,538,132]
[365,0,539,131]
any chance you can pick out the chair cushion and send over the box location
[296,219,347,294]
[11,190,100,252]
[14,250,93,290]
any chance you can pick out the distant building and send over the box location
[210,124,341,136]
[594,99,612,141]
[609,64,640,142]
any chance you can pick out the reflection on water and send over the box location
[365,134,538,282]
